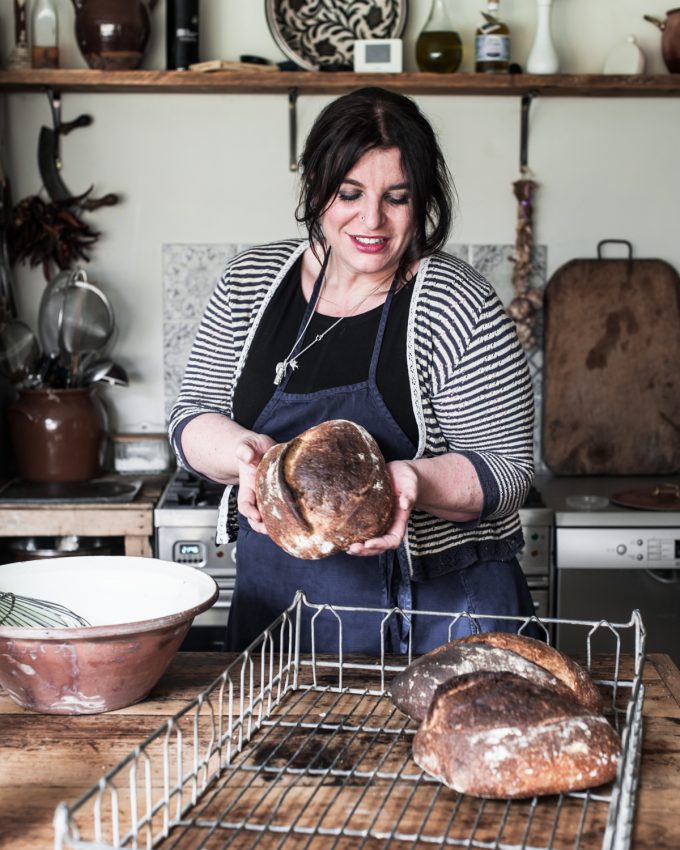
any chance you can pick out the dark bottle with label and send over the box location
[475,0,511,73]
[166,0,199,71]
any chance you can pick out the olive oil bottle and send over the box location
[475,0,511,73]
[416,0,463,74]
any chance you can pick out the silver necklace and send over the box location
[274,276,390,386]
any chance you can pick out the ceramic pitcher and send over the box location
[644,8,680,73]
[71,0,158,70]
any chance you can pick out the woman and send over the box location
[169,87,536,654]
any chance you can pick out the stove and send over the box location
[154,470,556,630]
[154,468,235,628]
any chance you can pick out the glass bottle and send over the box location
[416,0,463,74]
[30,0,59,69]
[475,0,510,73]
[166,0,199,71]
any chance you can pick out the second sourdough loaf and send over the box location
[255,419,396,559]
[413,671,621,798]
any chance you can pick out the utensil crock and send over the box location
[7,387,105,482]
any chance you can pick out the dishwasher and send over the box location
[538,475,680,666]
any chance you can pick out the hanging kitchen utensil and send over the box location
[542,240,680,475]
[507,93,543,350]
[57,276,114,385]
[38,91,119,211]
[0,317,41,384]
[0,159,17,320]
[38,267,81,356]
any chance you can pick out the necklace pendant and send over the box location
[274,361,287,386]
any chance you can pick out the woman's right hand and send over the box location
[235,433,277,533]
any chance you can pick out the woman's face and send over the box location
[320,146,414,282]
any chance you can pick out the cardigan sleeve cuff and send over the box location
[454,449,500,526]
[169,413,215,480]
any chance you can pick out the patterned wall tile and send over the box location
[162,244,251,420]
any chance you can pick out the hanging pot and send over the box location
[644,8,680,73]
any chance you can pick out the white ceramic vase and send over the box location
[527,0,559,74]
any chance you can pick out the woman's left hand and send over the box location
[347,460,418,557]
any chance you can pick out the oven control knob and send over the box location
[616,544,627,555]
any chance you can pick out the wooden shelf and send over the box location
[1,68,680,96]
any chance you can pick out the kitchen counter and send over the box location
[0,476,168,558]
[1,652,679,849]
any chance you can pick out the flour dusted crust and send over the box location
[254,419,396,559]
[457,631,603,713]
[389,640,577,723]
[412,671,621,799]
[390,632,603,721]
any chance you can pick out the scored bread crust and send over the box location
[389,641,578,723]
[412,671,621,799]
[255,419,396,559]
[457,631,603,713]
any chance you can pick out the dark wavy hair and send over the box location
[296,87,455,282]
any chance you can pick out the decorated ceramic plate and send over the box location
[265,0,408,72]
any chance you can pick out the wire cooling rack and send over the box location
[54,595,646,850]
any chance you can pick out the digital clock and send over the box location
[353,39,403,73]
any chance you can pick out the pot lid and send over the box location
[609,483,680,511]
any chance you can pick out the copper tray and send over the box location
[610,483,680,511]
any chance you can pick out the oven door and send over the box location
[155,525,235,628]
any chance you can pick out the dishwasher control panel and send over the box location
[557,528,680,569]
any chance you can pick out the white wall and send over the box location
[0,1,678,431]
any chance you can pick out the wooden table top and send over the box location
[1,652,679,850]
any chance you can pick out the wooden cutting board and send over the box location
[542,241,680,475]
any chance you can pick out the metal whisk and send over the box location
[0,592,91,628]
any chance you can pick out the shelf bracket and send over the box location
[519,91,538,173]
[288,87,299,172]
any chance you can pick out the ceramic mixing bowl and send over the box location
[0,556,218,714]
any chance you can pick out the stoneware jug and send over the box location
[7,387,105,482]
[71,0,158,70]
[644,8,680,73]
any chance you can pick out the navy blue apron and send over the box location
[225,261,536,654]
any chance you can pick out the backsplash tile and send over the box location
[163,242,547,469]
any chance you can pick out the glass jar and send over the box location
[416,0,463,73]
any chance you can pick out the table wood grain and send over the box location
[0,652,678,850]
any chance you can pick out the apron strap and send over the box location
[368,270,401,384]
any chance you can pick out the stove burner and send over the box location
[159,469,224,509]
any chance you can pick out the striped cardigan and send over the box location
[169,239,535,581]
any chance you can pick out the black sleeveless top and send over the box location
[232,257,418,445]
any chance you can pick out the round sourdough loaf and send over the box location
[412,671,621,798]
[389,640,577,723]
[254,419,396,559]
[457,631,603,713]
[389,631,603,722]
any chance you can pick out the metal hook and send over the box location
[39,89,118,208]
[520,91,538,174]
[288,87,299,173]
